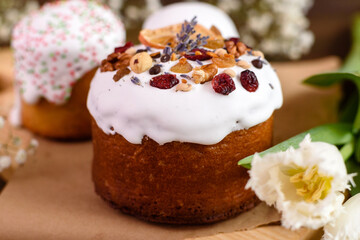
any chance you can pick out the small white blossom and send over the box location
[0,116,5,129]
[323,193,360,240]
[15,149,27,165]
[246,135,352,230]
[0,156,11,171]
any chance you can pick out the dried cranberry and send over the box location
[251,59,263,69]
[184,48,212,61]
[240,70,258,92]
[114,42,134,53]
[211,73,236,95]
[228,37,240,44]
[150,74,179,89]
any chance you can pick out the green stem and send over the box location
[341,14,360,73]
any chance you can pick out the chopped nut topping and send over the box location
[192,63,218,84]
[125,47,137,56]
[214,48,227,57]
[252,50,265,59]
[100,52,132,72]
[223,68,236,78]
[130,52,153,74]
[236,60,251,69]
[225,40,250,58]
[192,68,206,84]
[176,82,192,92]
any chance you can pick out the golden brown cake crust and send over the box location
[92,116,273,224]
[21,68,97,140]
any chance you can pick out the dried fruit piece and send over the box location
[184,48,212,61]
[139,23,220,49]
[149,65,161,75]
[160,54,170,62]
[130,52,153,74]
[212,73,236,95]
[204,39,225,49]
[223,68,236,78]
[236,60,251,69]
[212,54,236,68]
[192,63,218,84]
[206,51,219,58]
[176,83,192,92]
[150,74,179,89]
[150,52,161,59]
[170,58,193,73]
[115,42,134,53]
[240,70,258,92]
[228,37,240,44]
[113,68,130,82]
[171,52,178,61]
[251,59,263,69]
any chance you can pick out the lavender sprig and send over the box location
[173,16,209,53]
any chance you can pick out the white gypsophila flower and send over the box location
[238,0,314,59]
[323,193,360,240]
[217,0,242,13]
[145,0,162,14]
[0,156,11,171]
[15,149,27,165]
[0,116,5,129]
[107,0,124,12]
[27,138,39,155]
[246,134,353,230]
[247,12,273,37]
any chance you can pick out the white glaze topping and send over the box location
[87,47,283,145]
[11,0,125,105]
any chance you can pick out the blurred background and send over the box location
[0,0,359,61]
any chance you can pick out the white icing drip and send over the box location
[87,49,283,145]
[10,0,125,126]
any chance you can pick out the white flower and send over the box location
[246,134,352,230]
[323,193,360,240]
[15,149,27,165]
[0,156,11,171]
[0,116,4,129]
[27,138,39,155]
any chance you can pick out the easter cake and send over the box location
[10,0,125,139]
[87,18,283,224]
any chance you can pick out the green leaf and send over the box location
[346,158,360,195]
[238,123,353,169]
[303,72,360,87]
[339,91,358,123]
[340,137,355,162]
[304,73,360,133]
[355,134,360,163]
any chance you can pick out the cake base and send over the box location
[21,68,97,140]
[92,116,273,224]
